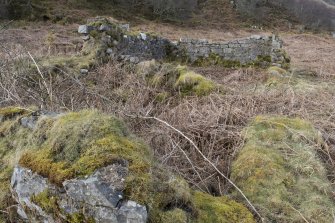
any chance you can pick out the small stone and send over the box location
[113,40,119,46]
[332,32,335,38]
[99,24,112,32]
[250,35,262,40]
[106,48,114,55]
[78,25,94,34]
[82,35,90,41]
[129,57,140,64]
[80,69,89,75]
[139,33,147,41]
[119,24,130,32]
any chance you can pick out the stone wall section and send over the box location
[78,19,289,67]
[177,35,287,66]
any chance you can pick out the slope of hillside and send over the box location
[0,1,335,223]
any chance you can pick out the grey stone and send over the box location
[113,40,119,46]
[119,24,130,32]
[20,116,38,129]
[11,167,55,222]
[11,164,148,223]
[20,111,59,130]
[63,163,128,208]
[129,57,140,64]
[117,201,148,223]
[106,48,114,55]
[99,24,112,32]
[78,25,94,34]
[80,69,89,75]
[139,33,147,41]
[82,35,90,41]
[332,32,335,38]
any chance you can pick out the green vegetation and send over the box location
[0,108,33,222]
[193,191,256,223]
[231,116,335,222]
[0,108,255,222]
[175,66,217,96]
[0,107,27,121]
[142,62,221,97]
[31,189,58,214]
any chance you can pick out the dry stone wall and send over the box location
[78,18,290,68]
[177,35,288,67]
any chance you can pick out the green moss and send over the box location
[31,189,58,214]
[89,30,100,39]
[0,108,255,222]
[19,110,133,184]
[0,107,27,121]
[175,66,217,96]
[193,191,256,223]
[231,116,335,222]
[67,213,95,223]
[0,109,36,221]
[155,92,170,102]
[40,54,96,72]
[158,208,188,223]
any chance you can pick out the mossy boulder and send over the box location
[231,116,335,222]
[0,108,254,222]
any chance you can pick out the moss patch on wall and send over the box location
[231,116,335,222]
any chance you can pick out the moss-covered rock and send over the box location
[0,108,254,222]
[231,116,335,222]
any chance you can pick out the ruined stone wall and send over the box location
[116,34,172,62]
[176,35,288,67]
[78,19,290,68]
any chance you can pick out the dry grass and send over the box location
[1,16,335,221]
[282,33,335,77]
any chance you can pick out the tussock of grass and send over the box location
[231,116,335,222]
[267,66,288,76]
[0,107,27,121]
[138,62,220,97]
[175,66,217,96]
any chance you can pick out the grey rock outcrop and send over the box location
[11,167,55,222]
[11,164,147,223]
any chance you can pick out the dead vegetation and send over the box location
[1,12,335,221]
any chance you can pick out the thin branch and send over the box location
[288,204,310,223]
[137,115,264,222]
